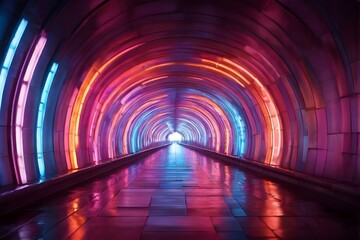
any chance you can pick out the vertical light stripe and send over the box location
[15,34,47,184]
[0,19,28,111]
[36,63,58,179]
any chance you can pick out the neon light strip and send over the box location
[106,94,168,159]
[122,100,161,154]
[224,58,282,164]
[180,105,220,150]
[0,19,28,111]
[68,43,144,169]
[15,35,47,184]
[201,59,250,85]
[188,94,232,154]
[36,62,58,179]
[178,118,204,144]
[90,76,158,161]
[145,62,246,87]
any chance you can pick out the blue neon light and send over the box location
[36,63,58,178]
[0,19,28,111]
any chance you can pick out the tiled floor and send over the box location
[1,144,359,239]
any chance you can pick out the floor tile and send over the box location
[217,231,249,240]
[242,227,277,238]
[41,213,88,239]
[236,217,269,228]
[231,208,247,217]
[211,216,244,231]
[141,231,219,240]
[69,228,142,240]
[187,196,228,208]
[148,207,187,216]
[274,228,359,240]
[150,196,186,207]
[98,207,149,217]
[108,196,151,207]
[144,216,215,231]
[187,207,233,216]
[260,216,311,229]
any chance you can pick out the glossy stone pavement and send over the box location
[1,144,359,239]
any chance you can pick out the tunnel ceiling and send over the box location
[0,0,359,186]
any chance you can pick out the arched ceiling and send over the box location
[0,0,358,186]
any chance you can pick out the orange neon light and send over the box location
[201,59,250,85]
[68,43,143,169]
[144,61,246,87]
[222,58,282,164]
[141,76,168,85]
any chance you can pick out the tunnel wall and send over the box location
[0,0,358,187]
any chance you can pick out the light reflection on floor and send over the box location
[1,144,359,239]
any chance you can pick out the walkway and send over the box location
[1,144,359,239]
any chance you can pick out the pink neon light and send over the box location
[68,43,144,169]
[23,36,47,82]
[15,85,27,126]
[15,34,47,184]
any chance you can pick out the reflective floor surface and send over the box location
[1,144,359,239]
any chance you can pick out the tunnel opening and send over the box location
[168,132,183,142]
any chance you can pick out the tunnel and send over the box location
[0,0,359,239]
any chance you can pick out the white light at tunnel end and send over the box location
[168,132,183,142]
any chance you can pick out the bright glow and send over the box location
[15,34,47,184]
[168,132,183,142]
[36,63,58,179]
[0,19,28,111]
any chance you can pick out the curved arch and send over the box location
[0,0,357,186]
